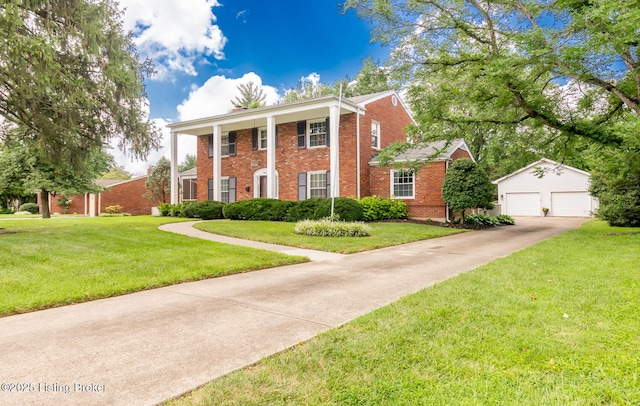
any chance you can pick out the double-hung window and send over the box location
[221,134,230,156]
[259,128,268,150]
[391,169,414,198]
[371,121,380,149]
[308,120,327,147]
[309,172,327,198]
[220,177,230,203]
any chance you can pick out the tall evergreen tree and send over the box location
[230,81,267,109]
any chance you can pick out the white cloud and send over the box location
[119,0,227,80]
[177,72,280,121]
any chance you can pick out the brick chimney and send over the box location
[147,166,154,175]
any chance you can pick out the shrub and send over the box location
[14,211,34,215]
[223,199,294,221]
[182,201,225,220]
[496,214,515,225]
[294,219,372,237]
[283,199,325,222]
[158,203,172,217]
[18,202,39,214]
[104,205,123,214]
[315,197,364,222]
[58,195,72,213]
[464,213,499,227]
[359,196,409,220]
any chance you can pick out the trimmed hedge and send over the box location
[182,201,225,220]
[224,197,364,222]
[223,198,294,221]
[18,202,39,214]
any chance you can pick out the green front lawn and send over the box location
[0,216,306,316]
[195,220,465,253]
[169,221,640,405]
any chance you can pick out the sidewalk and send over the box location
[0,217,587,405]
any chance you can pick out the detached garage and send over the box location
[493,158,598,217]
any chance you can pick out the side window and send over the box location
[372,121,380,149]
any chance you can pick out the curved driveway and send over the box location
[0,217,586,406]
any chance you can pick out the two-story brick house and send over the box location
[167,90,473,220]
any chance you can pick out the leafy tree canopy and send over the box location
[231,81,266,109]
[144,157,171,205]
[0,131,111,218]
[0,0,161,170]
[344,0,640,172]
[178,153,197,173]
[100,165,132,180]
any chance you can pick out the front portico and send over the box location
[167,95,361,204]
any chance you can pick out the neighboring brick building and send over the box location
[42,176,156,216]
[167,91,473,220]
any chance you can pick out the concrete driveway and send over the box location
[0,217,587,405]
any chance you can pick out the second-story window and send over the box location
[259,128,268,150]
[308,120,327,147]
[372,121,380,149]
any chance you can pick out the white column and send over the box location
[170,131,179,204]
[266,115,277,198]
[213,125,222,201]
[329,104,340,197]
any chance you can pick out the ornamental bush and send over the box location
[282,199,325,222]
[496,214,515,225]
[314,198,364,222]
[294,219,372,237]
[182,201,225,220]
[18,202,39,214]
[104,204,123,214]
[359,196,409,220]
[464,213,499,227]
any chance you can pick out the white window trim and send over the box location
[258,127,268,150]
[308,170,328,199]
[220,176,230,203]
[307,119,327,149]
[372,120,381,150]
[390,169,415,199]
[221,133,230,157]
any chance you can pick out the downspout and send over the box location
[445,159,450,223]
[356,106,361,199]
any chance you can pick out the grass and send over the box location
[167,220,640,405]
[0,216,306,316]
[195,220,465,254]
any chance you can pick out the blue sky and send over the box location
[112,0,389,174]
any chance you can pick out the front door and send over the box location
[259,176,267,198]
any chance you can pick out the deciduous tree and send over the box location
[442,159,494,222]
[144,157,171,205]
[0,0,160,170]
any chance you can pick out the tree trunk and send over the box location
[40,190,51,219]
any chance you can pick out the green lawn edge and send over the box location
[0,216,307,317]
[167,220,640,405]
[194,220,466,254]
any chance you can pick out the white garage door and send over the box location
[506,193,540,216]
[551,192,591,217]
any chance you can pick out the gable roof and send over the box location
[347,90,396,105]
[369,139,473,165]
[492,158,590,184]
[96,175,148,189]
[179,167,197,177]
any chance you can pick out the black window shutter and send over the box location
[298,172,307,201]
[252,128,258,150]
[275,125,279,147]
[228,131,237,156]
[325,117,330,146]
[208,135,213,157]
[326,171,331,198]
[297,121,306,148]
[207,178,213,200]
[229,177,236,203]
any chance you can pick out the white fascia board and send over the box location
[167,96,360,133]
